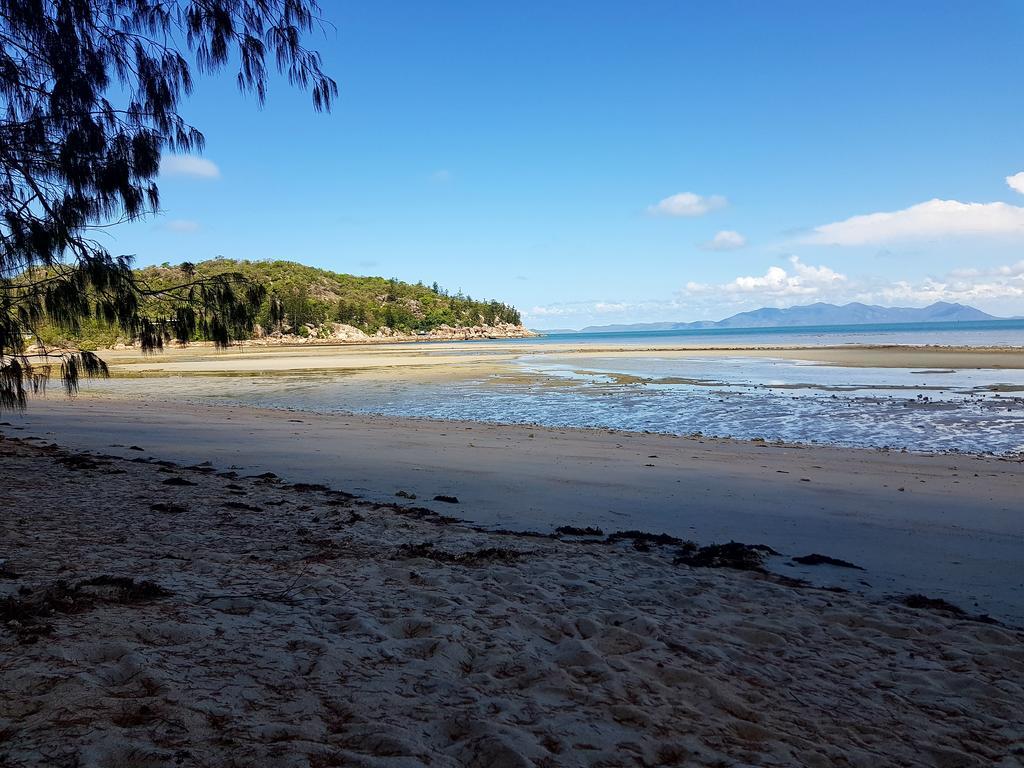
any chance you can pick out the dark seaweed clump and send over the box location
[793,553,864,570]
[290,483,332,493]
[77,576,172,602]
[899,594,999,624]
[395,542,524,566]
[150,502,188,515]
[1,576,171,642]
[675,541,780,571]
[607,530,690,552]
[555,526,605,537]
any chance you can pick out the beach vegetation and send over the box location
[0,1,336,408]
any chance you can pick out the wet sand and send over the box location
[7,396,1024,624]
[92,341,1024,375]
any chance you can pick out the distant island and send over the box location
[546,301,1000,334]
[35,258,533,349]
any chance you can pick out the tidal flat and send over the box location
[83,341,1024,456]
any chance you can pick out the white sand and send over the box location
[1,437,1022,767]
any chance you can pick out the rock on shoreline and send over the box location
[95,322,537,350]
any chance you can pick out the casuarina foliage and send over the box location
[0,0,337,408]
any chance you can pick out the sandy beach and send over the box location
[2,434,1022,767]
[7,396,1024,625]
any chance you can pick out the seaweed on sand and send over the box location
[150,502,188,515]
[290,483,332,493]
[76,576,172,602]
[395,542,525,566]
[485,528,556,539]
[898,594,999,625]
[606,530,691,552]
[555,526,605,537]
[55,453,105,471]
[675,541,780,571]
[222,501,263,512]
[1,576,171,642]
[372,501,459,525]
[793,553,864,570]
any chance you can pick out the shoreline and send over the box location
[59,390,1024,460]
[8,395,1024,624]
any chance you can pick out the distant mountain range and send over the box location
[547,301,1001,334]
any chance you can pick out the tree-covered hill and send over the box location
[36,259,525,349]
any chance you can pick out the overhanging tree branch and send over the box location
[1,0,336,409]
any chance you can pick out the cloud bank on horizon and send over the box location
[527,259,1024,327]
[525,172,1024,328]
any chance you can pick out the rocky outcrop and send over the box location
[373,323,536,342]
[101,323,536,350]
[244,323,536,346]
[328,323,370,341]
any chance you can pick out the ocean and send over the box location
[526,318,1024,347]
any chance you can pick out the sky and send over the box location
[112,1,1024,329]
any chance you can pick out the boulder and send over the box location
[328,323,369,341]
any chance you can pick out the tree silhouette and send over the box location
[0,0,337,409]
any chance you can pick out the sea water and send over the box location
[520,318,1024,348]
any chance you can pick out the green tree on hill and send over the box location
[31,259,524,346]
[0,0,336,409]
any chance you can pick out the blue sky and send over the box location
[114,1,1024,328]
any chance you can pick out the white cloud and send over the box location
[160,155,221,179]
[164,219,200,233]
[1007,172,1024,194]
[525,300,652,321]
[690,258,1024,310]
[804,199,1024,245]
[861,261,1024,306]
[432,169,452,183]
[527,305,573,318]
[700,230,747,251]
[693,256,847,297]
[528,303,622,317]
[525,257,1024,329]
[593,302,629,313]
[648,192,727,217]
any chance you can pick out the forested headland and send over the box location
[32,259,528,349]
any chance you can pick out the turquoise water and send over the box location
[525,318,1024,347]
